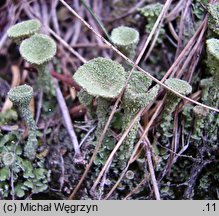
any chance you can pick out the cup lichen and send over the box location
[73,57,126,99]
[200,37,219,143]
[120,71,159,162]
[77,89,94,118]
[19,33,56,93]
[192,105,209,140]
[206,38,219,107]
[207,3,219,37]
[73,57,126,164]
[138,3,164,43]
[7,19,41,44]
[8,84,37,160]
[111,26,139,61]
[160,78,192,137]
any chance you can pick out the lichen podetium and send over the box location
[120,71,159,164]
[8,84,38,160]
[160,78,192,137]
[20,33,56,94]
[73,57,126,164]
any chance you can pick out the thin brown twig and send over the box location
[176,20,207,78]
[167,22,179,41]
[48,28,87,64]
[165,0,184,23]
[101,0,147,22]
[175,0,190,58]
[143,137,160,200]
[161,17,207,81]
[123,175,147,200]
[53,78,83,163]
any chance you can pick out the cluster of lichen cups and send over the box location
[0,20,57,198]
[6,20,56,160]
[7,19,57,94]
[73,57,159,166]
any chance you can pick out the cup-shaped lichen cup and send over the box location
[19,33,56,93]
[7,19,41,44]
[73,57,126,145]
[8,84,33,108]
[8,84,37,160]
[111,26,139,61]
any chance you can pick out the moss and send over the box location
[138,3,163,18]
[94,136,116,166]
[0,132,49,198]
[0,109,18,125]
[192,0,206,21]
[2,152,16,166]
